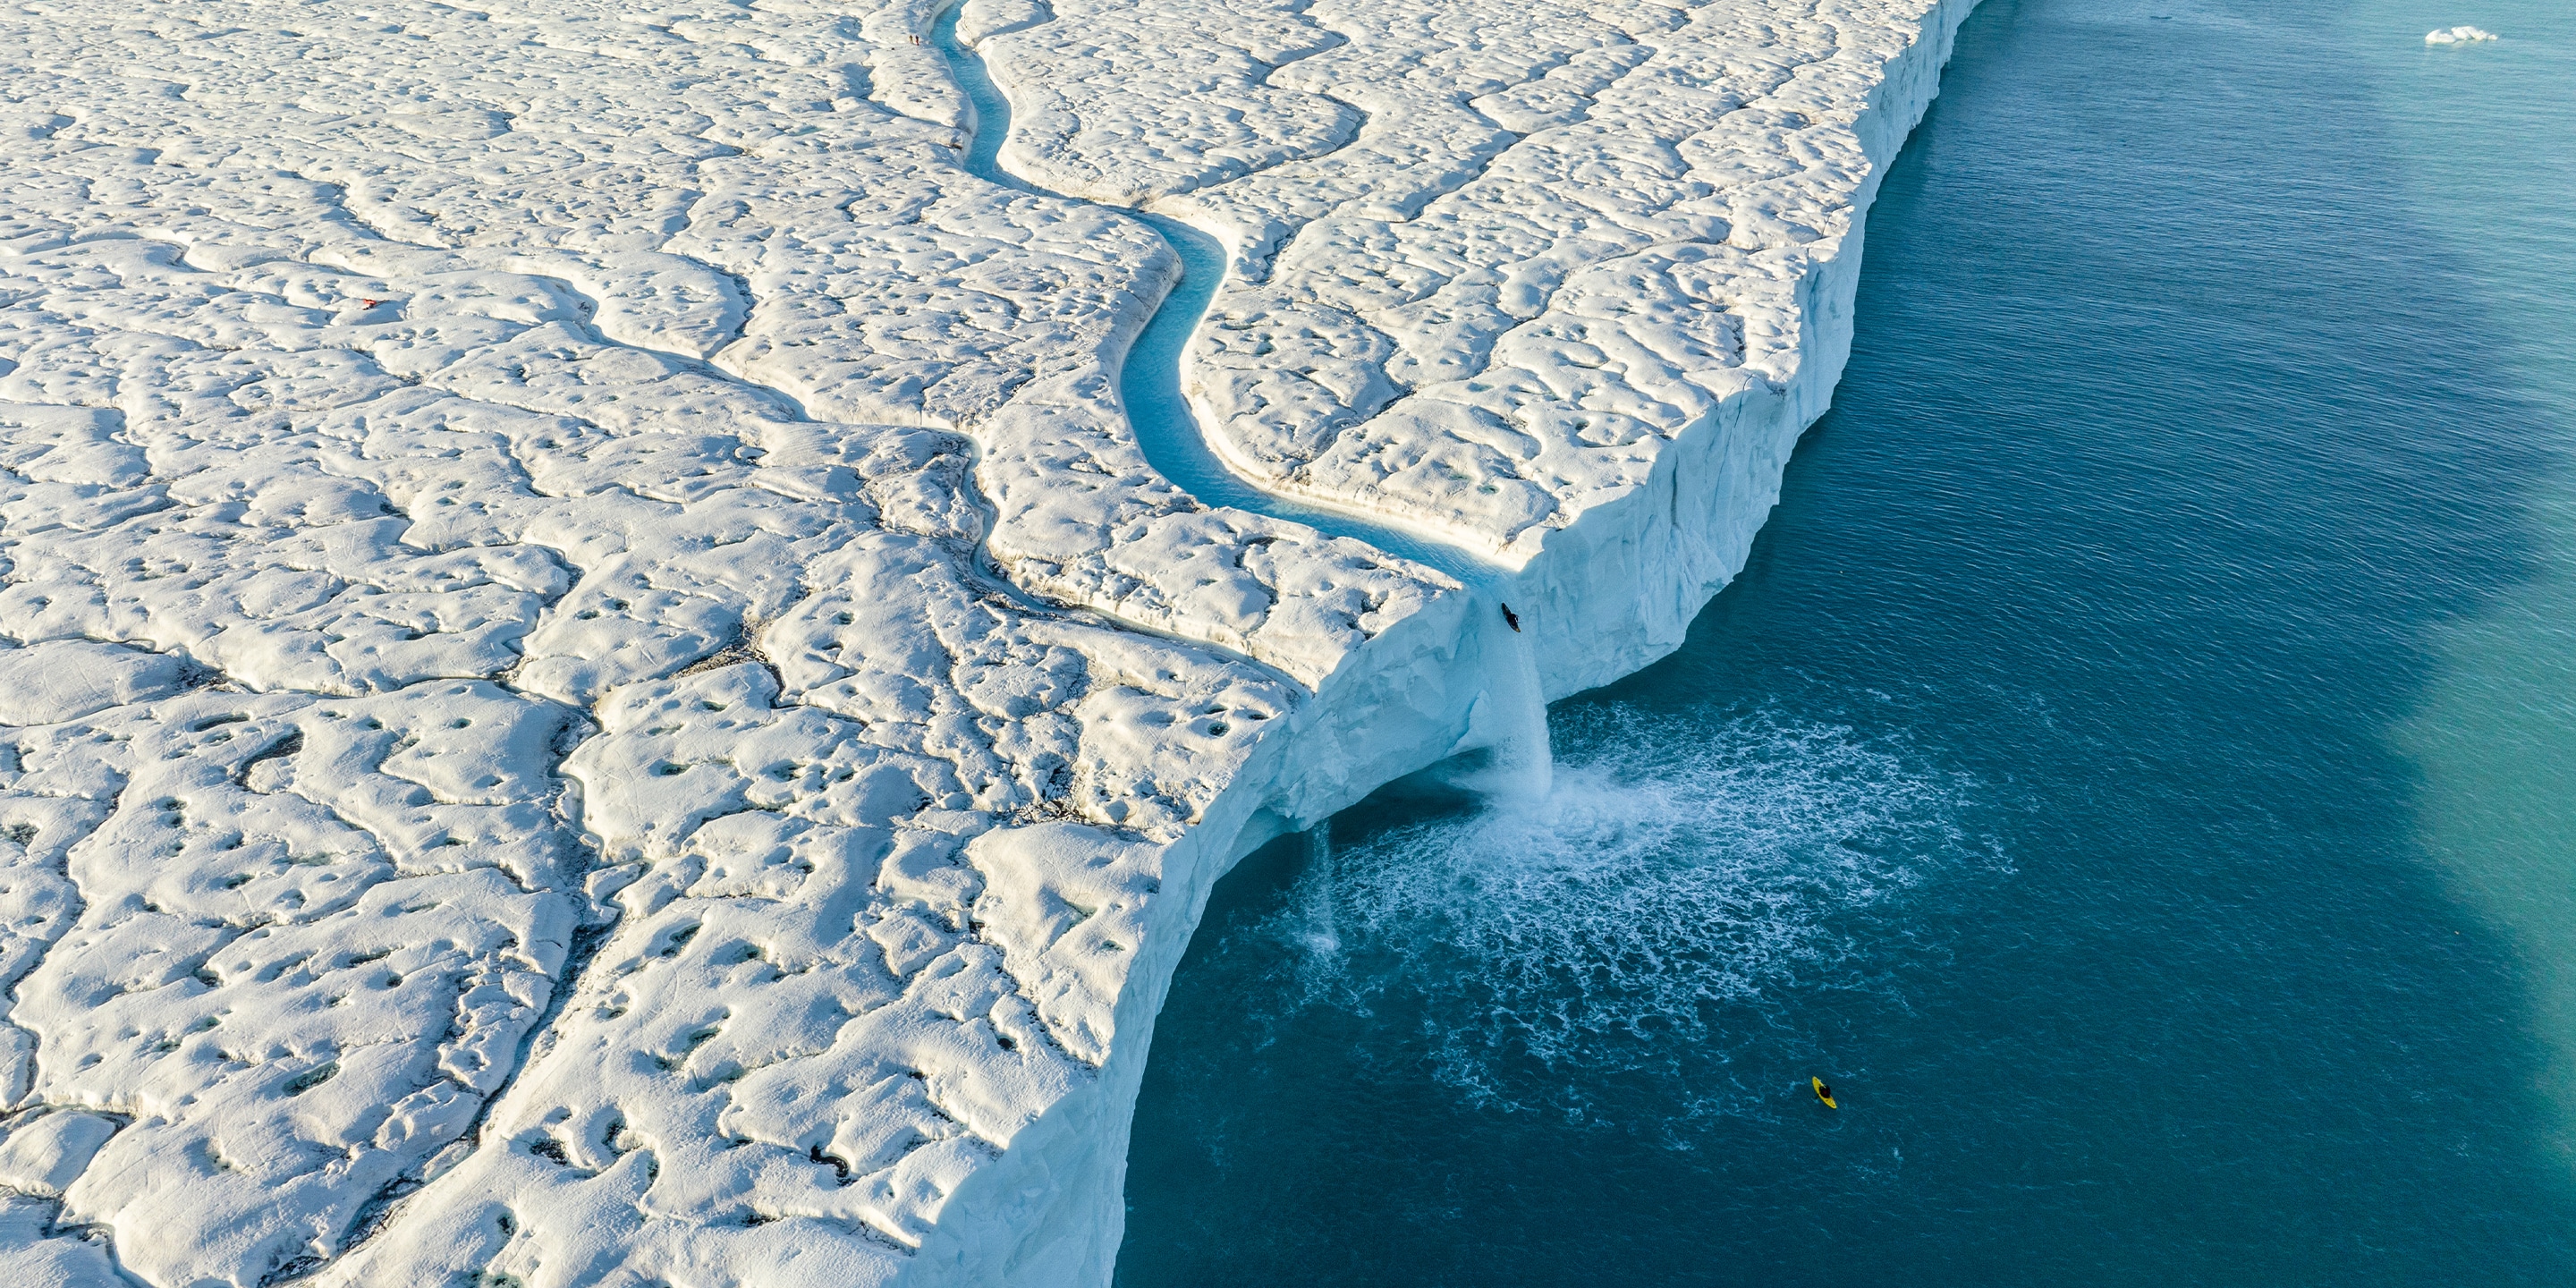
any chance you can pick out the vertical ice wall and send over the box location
[915,1,1984,1280]
[0,0,1979,1283]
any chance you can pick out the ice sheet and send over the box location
[0,0,1977,1282]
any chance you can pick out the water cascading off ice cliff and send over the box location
[0,0,1977,1282]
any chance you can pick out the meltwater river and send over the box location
[1117,0,2576,1282]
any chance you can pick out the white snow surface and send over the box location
[2424,24,2496,44]
[0,0,1976,1283]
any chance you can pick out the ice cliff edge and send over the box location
[0,0,1977,1283]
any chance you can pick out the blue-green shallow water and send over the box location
[1117,0,2576,1282]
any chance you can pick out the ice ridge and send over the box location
[0,0,1979,1284]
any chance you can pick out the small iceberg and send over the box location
[2425,25,2497,45]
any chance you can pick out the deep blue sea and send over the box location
[1115,0,2576,1282]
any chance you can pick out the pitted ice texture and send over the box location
[0,0,1957,1283]
[981,0,1919,564]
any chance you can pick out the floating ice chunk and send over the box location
[2425,25,2497,45]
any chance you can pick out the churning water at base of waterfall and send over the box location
[1117,0,2576,1282]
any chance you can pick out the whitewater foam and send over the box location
[1252,708,1989,1120]
[0,0,1982,1277]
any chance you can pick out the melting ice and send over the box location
[1257,708,1990,1120]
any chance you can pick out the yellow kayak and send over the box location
[1812,1077,1838,1109]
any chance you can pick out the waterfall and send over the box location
[928,4,1553,802]
[1453,594,1554,803]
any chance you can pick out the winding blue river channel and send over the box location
[930,6,1492,586]
[1117,0,2576,1282]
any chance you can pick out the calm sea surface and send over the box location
[1116,0,2576,1281]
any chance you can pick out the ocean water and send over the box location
[1117,0,2576,1283]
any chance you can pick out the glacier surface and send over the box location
[0,0,1976,1282]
